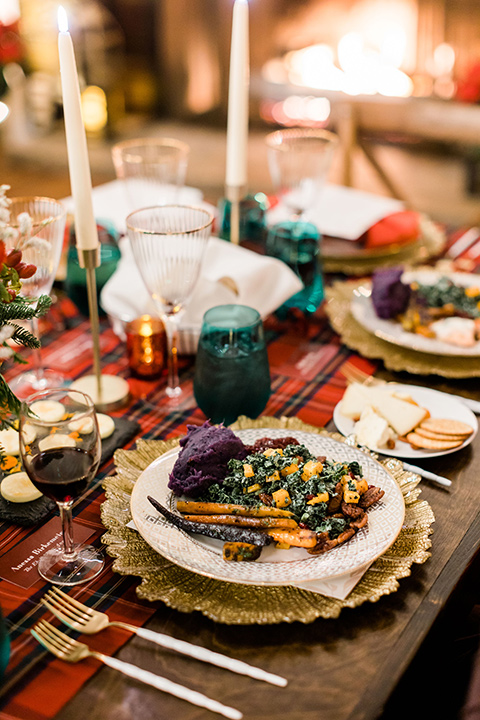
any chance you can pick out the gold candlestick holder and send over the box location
[225,184,247,245]
[70,246,129,411]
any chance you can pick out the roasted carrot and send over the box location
[183,514,298,529]
[176,500,295,518]
[147,496,273,546]
[266,527,318,548]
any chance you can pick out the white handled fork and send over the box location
[31,619,242,720]
[40,587,287,687]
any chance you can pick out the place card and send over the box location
[0,517,94,589]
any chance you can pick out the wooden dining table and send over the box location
[1,229,480,720]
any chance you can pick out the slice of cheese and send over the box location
[30,400,66,423]
[340,383,372,420]
[97,414,115,440]
[0,424,36,456]
[68,414,95,434]
[1,472,42,503]
[370,389,428,436]
[38,434,76,452]
[354,406,396,449]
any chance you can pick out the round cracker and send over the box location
[419,418,474,437]
[414,427,468,442]
[405,432,465,450]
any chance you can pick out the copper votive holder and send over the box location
[126,315,166,379]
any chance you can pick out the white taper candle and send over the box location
[225,0,249,190]
[57,6,99,251]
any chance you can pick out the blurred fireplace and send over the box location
[154,0,480,123]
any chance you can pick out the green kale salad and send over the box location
[196,442,368,540]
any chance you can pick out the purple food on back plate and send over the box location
[371,266,411,319]
[168,421,248,497]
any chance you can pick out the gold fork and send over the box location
[31,620,242,720]
[40,587,286,687]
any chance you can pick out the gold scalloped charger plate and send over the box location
[130,428,405,587]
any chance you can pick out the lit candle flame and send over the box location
[57,6,68,33]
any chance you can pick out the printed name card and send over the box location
[0,517,95,589]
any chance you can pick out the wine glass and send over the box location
[265,128,338,313]
[126,205,214,399]
[193,304,271,425]
[19,388,104,586]
[5,197,67,398]
[111,137,190,212]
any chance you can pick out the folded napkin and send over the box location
[291,562,373,599]
[100,236,303,350]
[364,210,420,249]
[62,180,209,234]
[267,183,405,241]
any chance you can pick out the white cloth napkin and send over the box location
[100,236,303,350]
[267,183,405,241]
[62,179,209,234]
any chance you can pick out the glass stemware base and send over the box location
[37,544,104,586]
[8,368,68,400]
[266,220,324,314]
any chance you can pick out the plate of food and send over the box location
[130,423,405,586]
[351,268,480,357]
[333,381,477,459]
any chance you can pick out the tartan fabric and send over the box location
[0,222,471,718]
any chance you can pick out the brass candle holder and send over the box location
[70,246,129,411]
[225,184,247,245]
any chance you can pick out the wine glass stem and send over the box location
[162,313,181,397]
[30,315,44,382]
[58,502,77,561]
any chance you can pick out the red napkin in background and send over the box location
[364,210,420,249]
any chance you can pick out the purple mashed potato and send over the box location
[168,421,248,497]
[371,266,411,319]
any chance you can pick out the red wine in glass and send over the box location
[20,388,104,586]
[28,446,99,503]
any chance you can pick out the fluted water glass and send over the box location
[126,205,213,399]
[5,197,66,397]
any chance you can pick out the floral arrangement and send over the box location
[0,18,24,99]
[0,186,52,427]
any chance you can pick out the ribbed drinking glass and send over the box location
[126,205,213,399]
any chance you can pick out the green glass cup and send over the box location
[64,220,121,316]
[0,605,10,682]
[193,305,271,426]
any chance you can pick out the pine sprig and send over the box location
[9,323,41,349]
[0,295,52,322]
[0,375,23,427]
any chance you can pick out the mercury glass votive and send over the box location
[126,315,166,379]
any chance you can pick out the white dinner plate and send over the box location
[130,428,405,586]
[351,270,480,357]
[333,383,478,459]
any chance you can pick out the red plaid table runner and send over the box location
[0,222,474,719]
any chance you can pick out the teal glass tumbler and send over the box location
[0,605,10,683]
[217,193,269,251]
[64,220,121,316]
[193,305,271,426]
[266,220,324,314]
